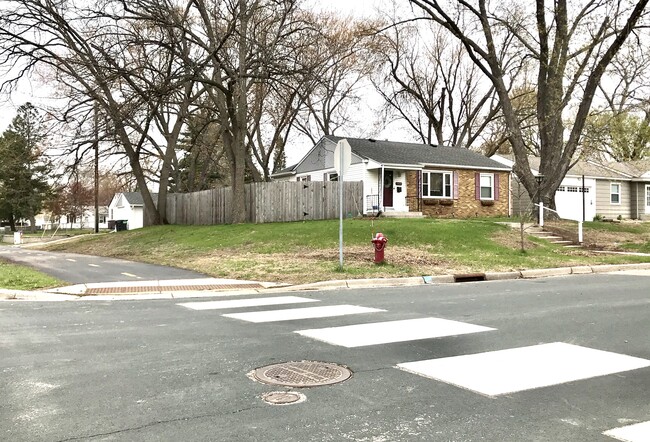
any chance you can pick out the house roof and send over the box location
[118,192,159,206]
[607,159,650,178]
[324,136,511,171]
[493,155,635,180]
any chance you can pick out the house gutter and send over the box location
[421,163,511,172]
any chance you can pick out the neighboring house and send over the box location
[492,155,650,221]
[33,207,109,230]
[108,192,157,230]
[273,136,512,218]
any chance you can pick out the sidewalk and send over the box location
[2,262,650,302]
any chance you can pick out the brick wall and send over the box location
[406,169,509,218]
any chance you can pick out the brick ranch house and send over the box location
[273,136,512,218]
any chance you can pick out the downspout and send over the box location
[634,183,645,219]
[380,165,384,212]
[508,172,512,217]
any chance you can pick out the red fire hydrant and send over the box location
[371,232,388,264]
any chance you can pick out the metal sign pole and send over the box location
[339,147,344,270]
[334,139,351,271]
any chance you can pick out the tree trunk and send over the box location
[29,215,37,233]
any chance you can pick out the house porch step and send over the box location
[381,211,424,218]
[528,229,582,249]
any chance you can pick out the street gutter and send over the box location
[2,262,650,302]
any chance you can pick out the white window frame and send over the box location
[610,183,621,205]
[422,171,452,199]
[479,173,494,200]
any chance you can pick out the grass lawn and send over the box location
[39,218,650,284]
[0,258,63,290]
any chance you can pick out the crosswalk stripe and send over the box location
[295,317,495,348]
[397,342,650,397]
[177,296,318,311]
[222,305,384,323]
[604,420,650,442]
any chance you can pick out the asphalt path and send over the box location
[1,272,649,441]
[0,245,207,283]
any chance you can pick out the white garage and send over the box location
[554,177,596,222]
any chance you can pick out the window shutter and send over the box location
[418,170,423,198]
[453,171,459,200]
[475,173,480,200]
[494,173,500,201]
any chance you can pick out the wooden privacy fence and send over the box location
[161,181,364,225]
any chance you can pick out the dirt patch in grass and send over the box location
[584,229,650,251]
[185,245,452,284]
[491,228,539,251]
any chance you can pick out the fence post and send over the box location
[539,202,544,227]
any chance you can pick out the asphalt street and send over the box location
[0,246,207,283]
[1,272,649,441]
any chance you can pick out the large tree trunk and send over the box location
[8,213,16,232]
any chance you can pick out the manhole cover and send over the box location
[253,361,352,388]
[261,391,306,405]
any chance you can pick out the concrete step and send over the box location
[382,211,424,218]
[551,240,573,244]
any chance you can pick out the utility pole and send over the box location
[94,103,99,234]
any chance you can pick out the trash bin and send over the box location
[107,220,116,230]
[115,220,128,231]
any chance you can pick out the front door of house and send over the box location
[383,170,394,207]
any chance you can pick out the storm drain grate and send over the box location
[84,283,264,295]
[453,273,487,283]
[252,361,352,388]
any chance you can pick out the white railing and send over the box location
[535,202,583,244]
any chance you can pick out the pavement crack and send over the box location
[54,406,261,441]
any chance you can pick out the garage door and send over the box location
[555,184,596,222]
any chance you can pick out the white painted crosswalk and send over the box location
[396,342,650,397]
[178,296,318,310]
[222,304,385,323]
[604,420,650,442]
[295,317,495,348]
[182,294,649,435]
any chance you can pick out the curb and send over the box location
[0,289,79,301]
[3,262,650,302]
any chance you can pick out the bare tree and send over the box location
[0,0,198,225]
[581,37,650,160]
[408,0,650,211]
[371,15,507,148]
[292,14,381,144]
[122,0,314,222]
